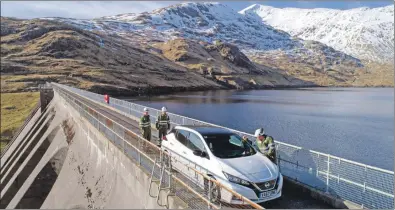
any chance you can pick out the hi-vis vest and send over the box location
[257,136,275,153]
[139,115,151,128]
[156,114,170,129]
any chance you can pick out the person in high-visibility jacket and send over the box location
[155,107,170,147]
[139,107,151,141]
[255,128,277,163]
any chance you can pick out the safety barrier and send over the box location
[51,83,394,209]
[53,84,263,209]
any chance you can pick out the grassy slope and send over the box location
[251,55,394,87]
[1,18,222,96]
[0,92,40,151]
[152,39,313,88]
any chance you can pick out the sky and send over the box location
[1,1,393,19]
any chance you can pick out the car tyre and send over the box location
[204,176,221,203]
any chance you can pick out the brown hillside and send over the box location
[1,18,223,95]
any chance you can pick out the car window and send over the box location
[203,134,256,159]
[229,135,243,146]
[187,132,206,152]
[176,129,189,146]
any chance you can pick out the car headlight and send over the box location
[223,172,250,186]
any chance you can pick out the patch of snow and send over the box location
[41,2,367,68]
[239,4,394,63]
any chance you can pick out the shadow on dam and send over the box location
[15,147,69,208]
[0,99,73,209]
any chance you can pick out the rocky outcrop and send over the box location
[214,42,254,69]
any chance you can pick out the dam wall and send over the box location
[1,91,186,209]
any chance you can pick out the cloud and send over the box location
[1,1,179,19]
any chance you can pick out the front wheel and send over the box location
[204,176,221,203]
[163,152,171,169]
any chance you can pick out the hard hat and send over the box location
[161,107,167,112]
[144,107,149,112]
[254,128,265,137]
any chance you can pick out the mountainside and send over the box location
[47,2,297,51]
[1,2,393,94]
[1,17,315,95]
[240,4,394,64]
[0,17,222,95]
[40,2,388,87]
[43,2,364,68]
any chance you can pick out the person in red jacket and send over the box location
[104,94,109,104]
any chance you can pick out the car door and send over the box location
[164,130,182,172]
[171,129,191,177]
[185,131,210,188]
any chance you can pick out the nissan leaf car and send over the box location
[161,125,283,204]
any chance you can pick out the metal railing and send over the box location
[1,102,41,157]
[53,84,263,209]
[51,83,394,209]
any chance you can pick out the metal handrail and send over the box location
[55,87,220,209]
[69,84,391,174]
[52,81,394,173]
[108,99,395,197]
[53,84,263,209]
[51,82,394,209]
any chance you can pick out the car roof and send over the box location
[176,125,235,136]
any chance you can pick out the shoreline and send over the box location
[1,83,393,98]
[90,84,394,99]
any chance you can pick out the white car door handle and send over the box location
[182,151,187,155]
[170,142,174,145]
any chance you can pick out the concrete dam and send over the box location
[0,83,393,209]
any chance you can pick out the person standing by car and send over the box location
[139,107,151,141]
[155,107,170,147]
[254,128,277,163]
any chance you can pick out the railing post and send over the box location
[138,138,141,165]
[122,129,125,154]
[326,155,330,193]
[208,178,212,209]
[276,145,281,173]
[275,145,279,166]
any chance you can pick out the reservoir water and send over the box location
[130,88,394,170]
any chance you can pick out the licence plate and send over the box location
[259,190,275,198]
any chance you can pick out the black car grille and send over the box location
[255,179,276,191]
[245,177,279,197]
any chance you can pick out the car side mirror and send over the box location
[193,150,203,156]
[193,150,209,159]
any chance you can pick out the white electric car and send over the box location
[161,125,283,204]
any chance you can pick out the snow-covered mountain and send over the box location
[44,3,298,51]
[42,2,363,70]
[240,4,394,64]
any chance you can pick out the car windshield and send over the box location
[203,133,256,159]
